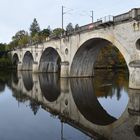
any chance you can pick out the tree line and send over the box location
[0,18,77,51]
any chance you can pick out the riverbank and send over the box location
[0,55,14,69]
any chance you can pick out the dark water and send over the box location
[0,70,139,140]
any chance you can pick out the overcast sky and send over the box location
[0,0,140,43]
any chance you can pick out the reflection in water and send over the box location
[71,78,117,125]
[22,71,33,91]
[0,80,5,92]
[12,71,19,85]
[0,70,139,140]
[94,70,128,98]
[94,70,129,118]
[39,73,60,102]
[0,71,13,92]
[134,125,140,137]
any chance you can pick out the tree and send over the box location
[38,28,51,41]
[9,40,18,49]
[66,23,73,32]
[75,24,79,30]
[51,28,64,37]
[12,30,27,41]
[30,18,40,37]
[18,34,30,47]
[11,30,30,47]
[0,43,6,51]
[32,33,42,44]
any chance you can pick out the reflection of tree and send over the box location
[12,88,40,115]
[12,71,18,85]
[0,71,14,93]
[12,86,41,115]
[29,99,40,115]
[94,70,129,100]
[12,89,29,103]
[0,80,5,93]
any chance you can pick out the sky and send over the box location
[0,0,140,43]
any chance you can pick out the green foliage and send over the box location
[30,18,40,37]
[9,30,30,48]
[75,24,79,30]
[38,28,51,41]
[31,33,41,43]
[18,35,30,46]
[0,43,6,51]
[0,55,13,68]
[12,30,27,41]
[95,45,127,68]
[10,30,30,47]
[66,23,73,32]
[52,28,64,37]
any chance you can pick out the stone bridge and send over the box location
[11,8,140,89]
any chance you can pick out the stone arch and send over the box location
[12,53,19,68]
[70,36,129,77]
[22,51,34,71]
[39,47,61,73]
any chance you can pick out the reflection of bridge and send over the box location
[10,71,140,140]
[11,8,140,89]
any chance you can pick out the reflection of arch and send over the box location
[70,78,117,126]
[12,53,19,67]
[21,71,33,91]
[22,51,34,71]
[70,38,128,77]
[39,47,61,73]
[39,74,60,102]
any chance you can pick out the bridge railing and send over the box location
[113,12,131,23]
[65,20,103,36]
[97,15,113,23]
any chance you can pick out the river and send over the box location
[0,70,139,140]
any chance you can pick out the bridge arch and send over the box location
[39,47,61,73]
[22,51,34,71]
[70,34,130,77]
[12,53,19,68]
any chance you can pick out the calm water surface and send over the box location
[0,70,139,140]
